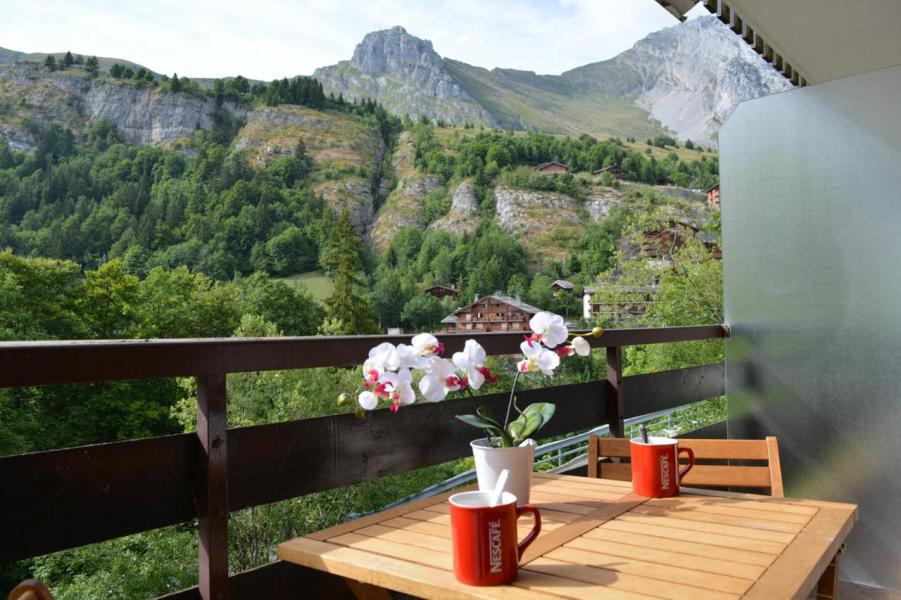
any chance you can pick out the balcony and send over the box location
[0,325,727,599]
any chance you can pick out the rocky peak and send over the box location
[350,26,444,77]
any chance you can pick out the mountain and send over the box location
[316,17,790,146]
[313,26,494,127]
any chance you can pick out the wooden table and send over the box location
[278,473,858,599]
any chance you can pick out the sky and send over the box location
[0,0,708,80]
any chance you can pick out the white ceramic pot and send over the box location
[470,438,535,505]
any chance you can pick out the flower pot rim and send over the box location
[470,437,535,450]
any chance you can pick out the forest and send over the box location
[0,69,725,598]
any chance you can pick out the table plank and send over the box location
[629,504,804,534]
[580,528,776,567]
[278,537,562,600]
[544,546,753,594]
[564,536,767,580]
[743,504,858,599]
[524,556,740,600]
[615,512,797,543]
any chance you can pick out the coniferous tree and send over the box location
[63,51,74,67]
[320,210,379,334]
[43,55,57,71]
[110,63,123,78]
[85,56,99,77]
[170,73,181,92]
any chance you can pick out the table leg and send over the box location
[345,579,393,600]
[816,553,840,600]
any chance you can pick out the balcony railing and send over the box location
[0,325,727,600]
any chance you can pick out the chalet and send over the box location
[706,183,720,210]
[582,284,658,323]
[592,164,629,180]
[550,280,575,292]
[438,293,543,334]
[424,284,459,300]
[641,219,721,259]
[533,161,569,175]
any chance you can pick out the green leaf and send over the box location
[475,406,503,430]
[455,414,496,429]
[522,402,556,425]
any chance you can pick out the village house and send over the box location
[592,164,629,180]
[582,284,658,323]
[550,279,574,292]
[423,284,459,300]
[533,161,569,174]
[706,182,720,209]
[438,293,543,334]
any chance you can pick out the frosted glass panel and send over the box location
[721,65,901,591]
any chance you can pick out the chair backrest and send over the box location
[587,435,784,497]
[8,580,54,600]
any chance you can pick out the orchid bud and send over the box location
[337,392,349,406]
[591,326,604,337]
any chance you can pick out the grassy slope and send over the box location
[444,59,669,141]
[275,271,335,302]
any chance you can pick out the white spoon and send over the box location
[490,469,510,507]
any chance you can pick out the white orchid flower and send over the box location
[529,312,568,348]
[418,357,464,402]
[517,339,560,376]
[411,333,443,357]
[380,368,416,410]
[572,336,591,357]
[357,390,378,410]
[390,343,422,370]
[453,339,488,390]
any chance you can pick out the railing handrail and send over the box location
[0,325,727,388]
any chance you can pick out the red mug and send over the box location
[449,490,541,586]
[630,437,694,497]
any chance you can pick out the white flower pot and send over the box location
[470,438,535,505]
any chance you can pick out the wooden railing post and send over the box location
[606,346,625,437]
[197,374,228,600]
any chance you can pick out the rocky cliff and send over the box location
[314,27,494,127]
[0,62,235,151]
[562,16,790,145]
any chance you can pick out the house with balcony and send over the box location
[437,293,542,334]
[3,1,901,599]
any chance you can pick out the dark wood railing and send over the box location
[0,325,727,600]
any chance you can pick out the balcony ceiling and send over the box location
[655,0,901,84]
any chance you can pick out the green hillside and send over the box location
[444,59,668,140]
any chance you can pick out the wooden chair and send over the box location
[586,435,844,598]
[586,435,784,496]
[7,580,54,600]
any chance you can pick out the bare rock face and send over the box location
[0,62,238,150]
[430,180,479,235]
[494,186,587,264]
[314,26,494,126]
[584,189,621,222]
[369,131,439,253]
[563,16,790,146]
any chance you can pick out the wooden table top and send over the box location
[278,473,858,599]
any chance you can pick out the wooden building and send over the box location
[534,161,569,175]
[706,183,720,210]
[438,293,543,334]
[424,285,459,300]
[582,284,658,323]
[592,164,629,180]
[550,280,575,292]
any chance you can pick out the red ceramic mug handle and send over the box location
[515,504,541,559]
[678,447,695,482]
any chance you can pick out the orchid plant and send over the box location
[352,311,602,448]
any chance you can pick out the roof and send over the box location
[425,284,458,293]
[440,314,457,324]
[583,286,598,295]
[592,164,627,175]
[551,279,575,290]
[534,161,569,171]
[706,183,720,193]
[447,293,544,318]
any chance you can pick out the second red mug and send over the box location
[630,437,694,497]
[449,490,541,586]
